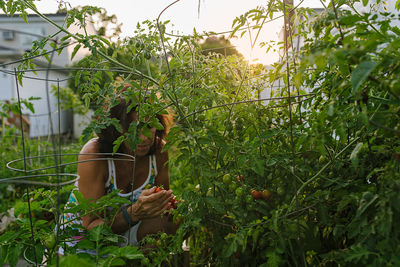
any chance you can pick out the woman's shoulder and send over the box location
[78,138,107,166]
[77,138,108,182]
[80,138,100,155]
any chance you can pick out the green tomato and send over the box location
[245,194,253,204]
[197,114,205,121]
[229,182,237,191]
[133,56,142,66]
[43,233,56,249]
[182,98,190,107]
[222,174,231,184]
[391,81,400,96]
[141,258,150,265]
[235,187,244,197]
[144,51,151,60]
[160,233,168,241]
[206,188,213,197]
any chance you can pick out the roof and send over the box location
[0,13,67,23]
[0,13,67,18]
[313,8,325,13]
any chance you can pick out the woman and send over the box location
[63,85,176,249]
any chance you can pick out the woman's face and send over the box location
[130,111,156,156]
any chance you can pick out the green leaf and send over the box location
[355,192,378,219]
[98,256,126,267]
[391,26,400,36]
[141,126,152,138]
[351,61,377,93]
[0,245,8,265]
[221,237,237,258]
[339,14,361,25]
[114,246,144,259]
[362,0,369,6]
[8,244,22,267]
[252,159,264,176]
[22,12,28,23]
[88,224,103,242]
[327,102,334,117]
[113,135,125,154]
[59,254,95,266]
[152,120,164,131]
[350,142,363,167]
[344,244,372,262]
[293,72,302,88]
[266,249,281,266]
[71,44,81,60]
[75,70,82,87]
[0,231,19,243]
[204,196,225,214]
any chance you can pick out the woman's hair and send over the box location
[97,85,173,156]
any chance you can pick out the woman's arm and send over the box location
[155,142,170,190]
[78,140,173,233]
[77,140,108,229]
[111,187,172,234]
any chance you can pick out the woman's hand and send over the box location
[129,187,173,221]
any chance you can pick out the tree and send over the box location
[57,5,122,41]
[200,35,242,57]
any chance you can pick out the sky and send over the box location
[34,0,324,65]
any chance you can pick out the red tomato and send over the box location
[154,186,164,193]
[251,190,262,200]
[167,197,178,210]
[236,175,244,182]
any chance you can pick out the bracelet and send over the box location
[122,205,139,227]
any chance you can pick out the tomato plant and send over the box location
[1,0,400,266]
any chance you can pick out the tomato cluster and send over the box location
[153,186,178,210]
[154,186,164,193]
[251,189,272,201]
[222,174,273,202]
[168,197,178,210]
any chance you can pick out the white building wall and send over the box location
[0,15,69,67]
[2,63,70,137]
[0,13,95,137]
[0,14,97,67]
[0,66,13,100]
[20,72,70,137]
